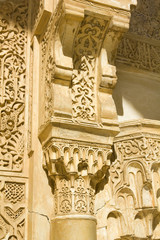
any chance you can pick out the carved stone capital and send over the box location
[43,139,112,215]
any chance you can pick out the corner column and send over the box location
[43,141,111,240]
[37,1,137,240]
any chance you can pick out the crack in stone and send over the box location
[95,203,106,213]
[28,210,50,223]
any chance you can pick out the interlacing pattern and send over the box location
[72,16,108,121]
[0,1,27,239]
[0,180,26,240]
[0,0,27,172]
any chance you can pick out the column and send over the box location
[36,1,137,239]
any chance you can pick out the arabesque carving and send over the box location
[115,137,160,161]
[0,0,27,172]
[129,0,160,40]
[72,15,108,121]
[40,2,63,124]
[0,1,27,239]
[117,36,160,73]
[54,177,95,215]
[107,123,160,240]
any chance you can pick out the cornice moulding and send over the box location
[115,119,160,140]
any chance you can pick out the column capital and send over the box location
[43,138,112,215]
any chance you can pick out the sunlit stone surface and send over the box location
[0,0,160,239]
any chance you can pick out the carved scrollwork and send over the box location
[115,137,160,161]
[74,177,87,213]
[5,207,25,221]
[54,176,94,215]
[72,15,108,121]
[0,0,27,172]
[110,159,123,191]
[56,179,72,214]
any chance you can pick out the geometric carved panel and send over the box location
[0,178,26,240]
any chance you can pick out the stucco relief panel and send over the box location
[0,0,27,172]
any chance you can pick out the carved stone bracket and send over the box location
[38,0,134,132]
[71,15,108,121]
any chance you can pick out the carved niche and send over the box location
[108,121,160,239]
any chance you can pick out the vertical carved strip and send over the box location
[0,1,28,239]
[40,4,63,125]
[0,0,27,172]
[72,16,108,121]
[28,46,33,155]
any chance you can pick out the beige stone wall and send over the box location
[0,0,160,240]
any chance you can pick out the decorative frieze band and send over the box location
[115,136,160,161]
[117,36,160,73]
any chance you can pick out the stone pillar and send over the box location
[43,140,112,240]
[36,1,137,239]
